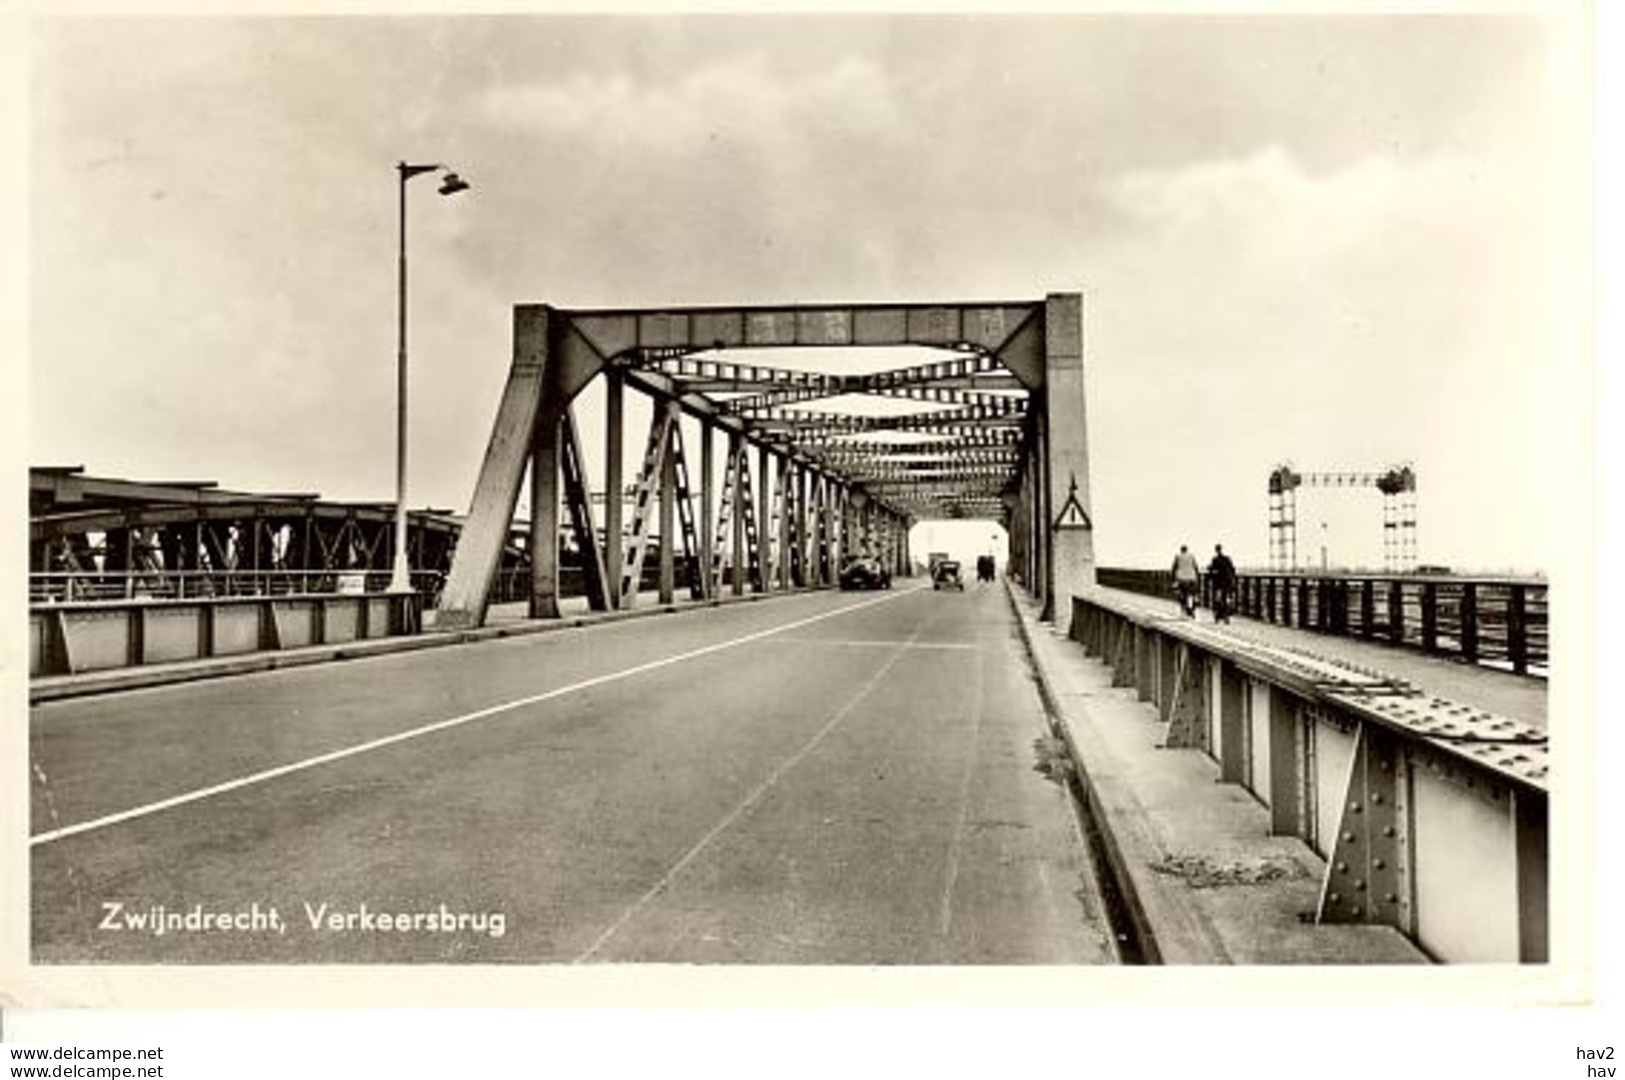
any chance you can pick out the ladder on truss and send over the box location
[712,447,766,596]
[621,408,706,607]
[710,451,738,594]
[619,413,668,606]
[667,420,704,601]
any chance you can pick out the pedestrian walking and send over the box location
[1170,544,1201,617]
[1207,543,1237,624]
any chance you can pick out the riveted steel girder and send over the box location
[436,296,1089,626]
[570,302,1042,359]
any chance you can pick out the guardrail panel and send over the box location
[365,597,393,638]
[1309,713,1356,861]
[271,601,317,648]
[323,599,361,645]
[142,604,205,665]
[1412,762,1519,962]
[1247,680,1271,801]
[211,604,263,656]
[30,616,49,678]
[61,608,134,673]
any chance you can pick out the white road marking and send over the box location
[935,619,988,954]
[770,637,983,651]
[29,589,913,848]
[572,623,926,964]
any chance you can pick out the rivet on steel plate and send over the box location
[1336,862,1349,873]
[1383,826,1396,837]
[1344,832,1356,844]
[1373,859,1386,870]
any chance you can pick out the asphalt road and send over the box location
[30,582,1115,965]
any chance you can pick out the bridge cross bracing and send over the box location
[435,295,1096,630]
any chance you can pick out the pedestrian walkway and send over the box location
[1094,585,1545,727]
[1010,585,1428,965]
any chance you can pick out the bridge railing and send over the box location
[1069,589,1547,964]
[1095,567,1548,676]
[29,564,699,610]
[29,569,447,604]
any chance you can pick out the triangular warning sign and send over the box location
[1053,475,1092,531]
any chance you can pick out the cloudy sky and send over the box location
[26,10,1589,572]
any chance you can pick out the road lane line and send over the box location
[769,638,984,651]
[572,624,927,963]
[935,613,988,955]
[29,588,914,848]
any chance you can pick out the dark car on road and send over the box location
[838,554,892,591]
[932,560,964,590]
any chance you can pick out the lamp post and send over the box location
[390,161,469,594]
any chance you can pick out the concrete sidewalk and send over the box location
[1008,584,1428,965]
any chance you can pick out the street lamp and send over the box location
[390,161,470,594]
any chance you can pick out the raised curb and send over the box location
[1005,581,1227,964]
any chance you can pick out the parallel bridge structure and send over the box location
[27,468,532,677]
[29,467,528,601]
[435,295,1096,631]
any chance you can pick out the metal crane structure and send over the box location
[1267,463,1417,572]
[435,296,1096,632]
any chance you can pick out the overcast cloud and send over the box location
[27,13,1585,572]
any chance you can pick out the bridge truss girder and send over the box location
[29,472,530,587]
[435,297,1095,631]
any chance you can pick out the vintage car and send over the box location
[837,554,892,591]
[931,560,964,590]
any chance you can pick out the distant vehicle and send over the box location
[838,555,892,591]
[932,560,964,591]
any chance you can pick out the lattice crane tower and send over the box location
[1267,463,1417,572]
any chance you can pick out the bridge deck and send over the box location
[1093,585,1546,728]
[30,584,1112,964]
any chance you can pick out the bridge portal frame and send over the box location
[435,295,1096,631]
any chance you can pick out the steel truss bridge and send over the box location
[434,295,1094,628]
[25,293,1552,966]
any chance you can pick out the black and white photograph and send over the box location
[7,0,1602,1040]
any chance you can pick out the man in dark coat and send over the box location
[1208,544,1238,624]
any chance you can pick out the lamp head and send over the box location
[438,172,470,196]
